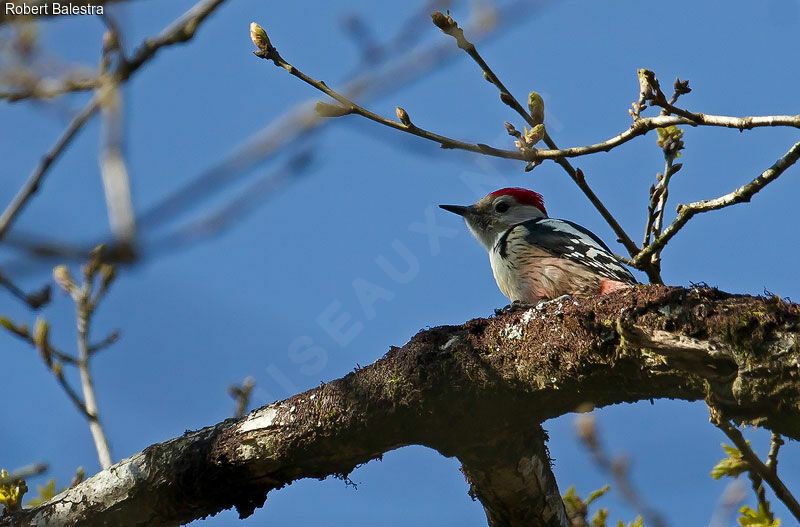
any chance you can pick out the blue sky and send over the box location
[2,0,799,525]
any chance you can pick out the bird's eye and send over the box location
[494,202,510,213]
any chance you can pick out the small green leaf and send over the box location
[25,478,60,507]
[711,442,749,480]
[562,485,583,515]
[33,318,49,349]
[0,469,27,512]
[591,508,609,527]
[655,125,685,157]
[525,124,546,146]
[586,484,611,506]
[738,504,780,527]
[249,22,271,51]
[528,91,545,125]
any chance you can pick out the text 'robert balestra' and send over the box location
[5,3,104,15]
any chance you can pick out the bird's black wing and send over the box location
[498,218,637,284]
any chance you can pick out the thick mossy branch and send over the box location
[459,426,568,527]
[4,285,800,527]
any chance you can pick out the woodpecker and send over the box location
[440,187,636,303]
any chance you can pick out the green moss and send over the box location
[721,310,774,359]
[385,366,412,400]
[323,406,339,424]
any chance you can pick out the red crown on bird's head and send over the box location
[488,187,547,215]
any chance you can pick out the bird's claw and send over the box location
[494,296,576,316]
[494,300,534,315]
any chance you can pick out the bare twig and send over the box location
[88,330,120,355]
[531,113,800,160]
[642,185,659,250]
[346,0,451,74]
[73,258,115,469]
[51,358,94,419]
[0,76,98,102]
[9,314,94,418]
[575,413,666,527]
[651,157,678,239]
[148,152,312,252]
[251,24,800,170]
[429,10,642,262]
[0,270,50,308]
[0,0,228,247]
[641,126,684,273]
[228,376,255,419]
[1,315,78,365]
[69,467,86,488]
[0,2,536,273]
[7,464,48,481]
[251,17,800,287]
[252,19,646,276]
[0,97,100,242]
[2,0,226,103]
[709,480,747,527]
[94,22,137,243]
[2,259,118,466]
[121,0,228,77]
[714,419,800,522]
[766,432,783,474]
[748,471,773,524]
[431,11,535,129]
[574,167,648,279]
[633,141,800,267]
[98,78,136,242]
[137,0,540,231]
[5,5,798,292]
[663,77,692,112]
[252,42,522,159]
[631,69,701,123]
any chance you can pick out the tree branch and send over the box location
[430,11,537,131]
[428,11,643,268]
[0,0,230,292]
[252,42,521,159]
[633,140,800,266]
[120,0,227,77]
[0,97,100,242]
[522,113,800,161]
[0,76,98,102]
[0,0,229,248]
[5,285,800,526]
[713,419,800,523]
[766,432,783,474]
[0,270,50,308]
[459,426,568,527]
[575,413,665,527]
[0,1,534,273]
[249,22,799,285]
[74,277,113,470]
[249,25,800,166]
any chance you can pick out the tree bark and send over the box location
[4,285,800,527]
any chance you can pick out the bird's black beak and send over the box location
[439,204,472,217]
